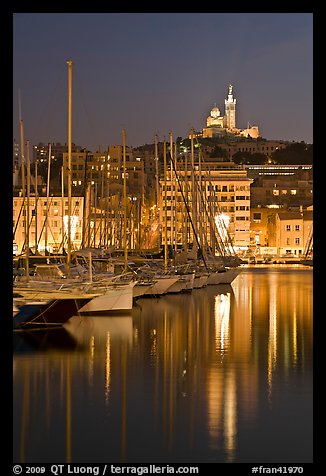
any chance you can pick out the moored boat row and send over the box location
[13,260,241,329]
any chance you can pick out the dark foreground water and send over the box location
[13,265,313,464]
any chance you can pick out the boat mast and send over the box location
[154,134,159,212]
[174,141,178,253]
[190,128,197,254]
[19,92,26,260]
[26,140,30,278]
[154,134,160,251]
[61,166,65,253]
[67,59,73,276]
[169,133,174,254]
[123,128,128,272]
[184,144,189,251]
[34,159,38,254]
[163,137,168,271]
[44,143,51,254]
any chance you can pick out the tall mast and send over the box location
[169,133,174,253]
[154,134,160,251]
[67,59,73,276]
[190,128,197,251]
[61,166,65,253]
[26,140,30,278]
[44,143,51,254]
[154,134,159,210]
[122,128,128,272]
[163,137,168,271]
[19,92,26,258]
[184,144,189,251]
[99,157,105,248]
[34,160,38,254]
[174,142,178,253]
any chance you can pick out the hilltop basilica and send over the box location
[201,84,260,139]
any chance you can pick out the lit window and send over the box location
[290,190,297,195]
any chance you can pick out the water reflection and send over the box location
[13,267,313,463]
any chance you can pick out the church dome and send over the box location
[210,106,221,118]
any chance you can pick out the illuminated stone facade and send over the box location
[13,195,84,255]
[267,210,313,256]
[202,85,260,139]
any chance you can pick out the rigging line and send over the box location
[200,165,235,256]
[196,139,237,255]
[205,172,237,255]
[192,165,225,256]
[35,196,55,249]
[194,162,228,255]
[13,195,25,240]
[81,150,90,248]
[32,190,79,254]
[169,148,208,269]
[57,197,80,253]
[183,139,225,256]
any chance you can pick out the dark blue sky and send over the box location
[13,13,313,151]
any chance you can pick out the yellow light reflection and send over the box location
[207,369,223,451]
[208,292,234,455]
[214,293,231,353]
[293,311,297,366]
[224,371,237,462]
[105,332,111,405]
[89,335,95,386]
[150,328,157,360]
[268,280,277,404]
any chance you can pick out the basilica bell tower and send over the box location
[224,84,236,130]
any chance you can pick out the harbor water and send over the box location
[13,265,313,464]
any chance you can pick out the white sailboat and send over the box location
[77,281,135,313]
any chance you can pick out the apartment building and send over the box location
[13,195,84,255]
[160,161,253,252]
[267,210,313,256]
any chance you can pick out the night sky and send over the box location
[13,12,313,151]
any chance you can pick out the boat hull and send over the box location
[143,277,179,296]
[78,283,135,313]
[167,273,195,293]
[13,298,92,329]
[217,268,241,284]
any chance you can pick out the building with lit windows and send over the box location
[250,170,313,208]
[159,159,253,253]
[62,146,146,199]
[243,163,312,179]
[248,165,312,254]
[62,150,107,189]
[107,145,146,199]
[13,195,84,255]
[267,209,313,257]
[33,142,83,163]
[249,206,271,249]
